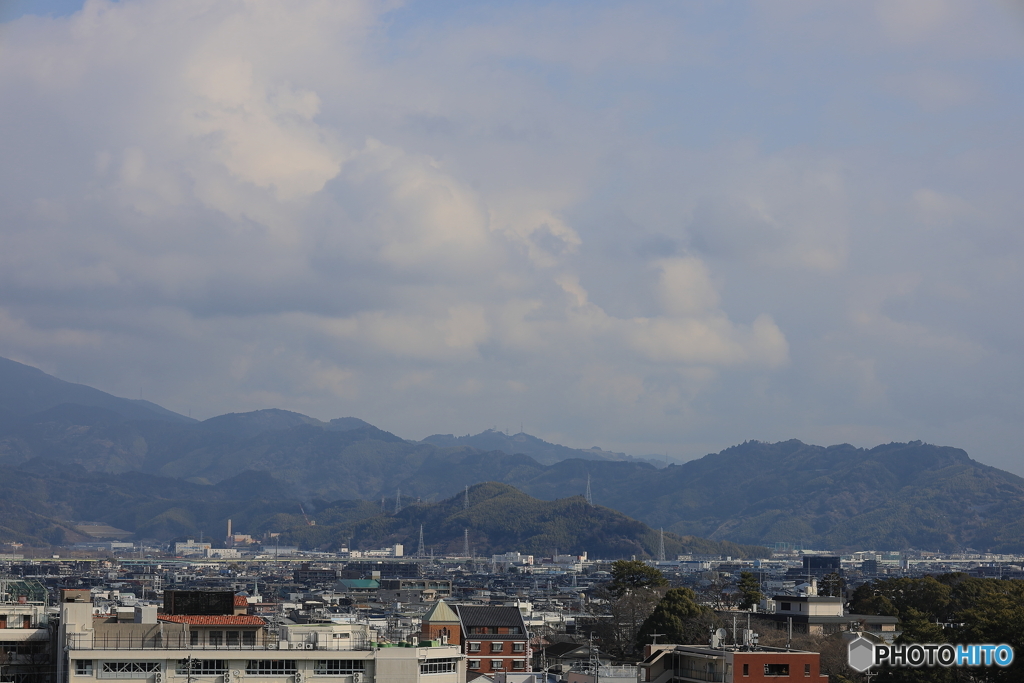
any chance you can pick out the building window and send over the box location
[490,661,504,671]
[467,643,481,652]
[242,632,256,646]
[467,660,481,670]
[246,661,297,676]
[780,603,791,611]
[512,660,525,670]
[742,664,748,677]
[75,661,94,676]
[190,632,199,647]
[490,643,504,653]
[314,661,365,675]
[420,658,458,675]
[176,661,227,675]
[512,643,525,653]
[764,663,789,676]
[98,662,161,679]
[804,663,811,677]
[508,628,521,635]
[226,631,240,646]
[208,631,223,646]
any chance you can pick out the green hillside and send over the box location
[276,482,766,558]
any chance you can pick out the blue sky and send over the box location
[1,0,1023,473]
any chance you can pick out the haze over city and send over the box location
[2,0,1023,473]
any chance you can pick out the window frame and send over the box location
[246,660,298,676]
[420,658,458,675]
[97,662,162,679]
[175,660,227,676]
[313,661,366,675]
[764,663,790,676]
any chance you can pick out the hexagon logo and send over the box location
[848,636,875,673]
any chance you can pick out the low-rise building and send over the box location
[420,602,530,681]
[58,590,464,683]
[640,644,826,683]
[0,582,54,683]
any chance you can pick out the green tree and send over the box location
[737,572,762,610]
[637,587,715,646]
[608,560,668,597]
[819,571,843,598]
[610,589,661,657]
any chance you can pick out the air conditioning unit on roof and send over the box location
[304,643,314,650]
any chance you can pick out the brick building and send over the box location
[640,644,827,682]
[420,602,529,680]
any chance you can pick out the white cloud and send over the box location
[0,0,1023,476]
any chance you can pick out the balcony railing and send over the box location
[66,634,375,652]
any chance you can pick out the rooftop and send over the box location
[158,615,266,626]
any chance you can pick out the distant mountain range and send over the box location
[421,429,667,466]
[2,356,1024,552]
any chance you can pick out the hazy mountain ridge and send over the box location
[420,428,667,466]
[4,357,1024,551]
[0,357,194,423]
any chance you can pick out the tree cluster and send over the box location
[851,574,1024,683]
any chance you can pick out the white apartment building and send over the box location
[57,590,464,683]
[0,589,54,683]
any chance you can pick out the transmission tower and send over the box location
[417,524,425,557]
[395,489,402,514]
[463,528,470,556]
[658,528,666,562]
[585,474,593,506]
[464,485,469,510]
[381,496,385,514]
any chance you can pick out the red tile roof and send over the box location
[234,596,249,606]
[158,615,265,626]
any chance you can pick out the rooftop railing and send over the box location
[67,633,376,652]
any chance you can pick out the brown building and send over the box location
[640,644,827,682]
[420,601,529,680]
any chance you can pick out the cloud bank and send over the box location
[1,0,1022,472]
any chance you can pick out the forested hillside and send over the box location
[5,356,1024,552]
